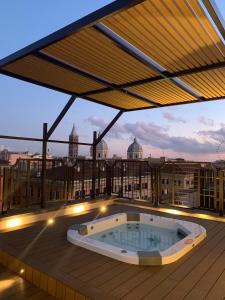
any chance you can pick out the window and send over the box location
[142,182,148,189]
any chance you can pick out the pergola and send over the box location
[0,0,224,207]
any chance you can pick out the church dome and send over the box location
[90,133,108,159]
[96,139,108,151]
[127,138,142,153]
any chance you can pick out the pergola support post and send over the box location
[41,123,48,208]
[91,110,123,199]
[40,95,77,208]
[219,170,224,216]
[92,131,97,199]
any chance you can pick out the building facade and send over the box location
[0,149,33,165]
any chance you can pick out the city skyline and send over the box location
[0,0,225,161]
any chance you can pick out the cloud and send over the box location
[163,112,186,123]
[123,121,216,154]
[87,116,217,155]
[198,116,214,127]
[198,127,225,143]
[87,116,107,129]
[86,115,126,138]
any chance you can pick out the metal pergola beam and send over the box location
[0,96,125,208]
[0,135,92,146]
[203,0,225,40]
[47,95,76,139]
[94,110,124,145]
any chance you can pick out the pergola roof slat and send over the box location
[0,0,224,111]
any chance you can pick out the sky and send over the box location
[0,0,225,161]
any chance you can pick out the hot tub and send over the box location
[67,212,206,265]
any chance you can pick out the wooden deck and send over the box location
[1,204,225,300]
[0,264,55,300]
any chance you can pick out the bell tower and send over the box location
[68,124,78,160]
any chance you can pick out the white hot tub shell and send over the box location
[67,212,206,265]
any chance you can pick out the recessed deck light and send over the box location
[6,218,21,229]
[100,206,107,213]
[47,218,54,225]
[74,205,85,214]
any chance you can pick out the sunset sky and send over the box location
[0,0,225,161]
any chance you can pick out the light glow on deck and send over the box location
[20,268,25,274]
[118,202,225,222]
[73,205,85,214]
[6,218,21,229]
[47,218,54,225]
[1,279,17,290]
[100,206,107,213]
[165,209,182,215]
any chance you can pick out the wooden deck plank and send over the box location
[0,265,54,300]
[168,223,225,281]
[121,222,223,300]
[185,251,225,299]
[205,269,225,300]
[88,261,132,287]
[112,270,154,298]
[67,253,110,277]
[99,265,146,294]
[1,205,225,300]
[143,278,179,300]
[163,228,225,299]
[79,259,121,282]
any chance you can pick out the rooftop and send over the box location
[0,1,225,299]
[1,202,225,299]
